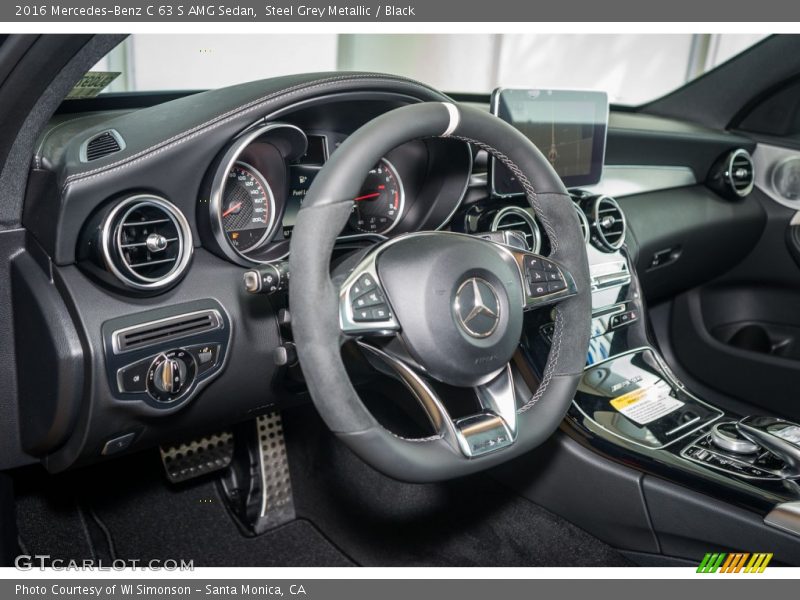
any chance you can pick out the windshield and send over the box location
[91,33,767,106]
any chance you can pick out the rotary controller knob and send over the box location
[147,349,196,402]
[710,422,760,455]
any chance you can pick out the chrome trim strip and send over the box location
[208,122,307,267]
[349,157,406,237]
[727,148,755,197]
[490,205,542,254]
[79,129,126,163]
[111,308,223,354]
[580,165,696,198]
[100,194,193,291]
[765,502,800,537]
[357,341,461,451]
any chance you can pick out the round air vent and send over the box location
[490,206,542,253]
[574,203,590,244]
[708,148,755,199]
[590,196,626,251]
[101,195,193,290]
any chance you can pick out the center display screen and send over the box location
[490,88,609,195]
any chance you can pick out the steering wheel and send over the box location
[289,102,591,482]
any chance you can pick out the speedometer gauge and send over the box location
[221,162,275,253]
[348,159,405,234]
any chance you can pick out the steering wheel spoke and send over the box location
[338,252,400,337]
[358,341,518,458]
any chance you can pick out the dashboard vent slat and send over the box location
[83,130,125,162]
[114,310,222,353]
[708,148,755,199]
[591,196,626,252]
[100,195,193,291]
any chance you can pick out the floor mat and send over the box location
[285,407,632,567]
[15,454,353,567]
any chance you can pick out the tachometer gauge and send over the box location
[348,159,404,234]
[221,162,275,253]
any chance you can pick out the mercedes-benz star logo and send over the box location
[454,277,501,338]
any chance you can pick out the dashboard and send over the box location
[5,72,764,473]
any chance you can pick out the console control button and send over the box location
[610,309,639,329]
[117,358,151,393]
[186,343,221,375]
[101,432,136,456]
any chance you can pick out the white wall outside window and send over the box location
[93,33,768,106]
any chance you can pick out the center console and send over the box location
[527,191,800,542]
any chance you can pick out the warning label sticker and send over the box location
[609,381,683,425]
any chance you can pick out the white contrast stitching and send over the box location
[448,135,559,253]
[61,74,441,195]
[518,308,564,413]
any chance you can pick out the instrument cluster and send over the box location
[199,120,472,266]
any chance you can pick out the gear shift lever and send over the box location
[737,416,800,475]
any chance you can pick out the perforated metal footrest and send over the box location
[160,431,234,484]
[219,412,295,534]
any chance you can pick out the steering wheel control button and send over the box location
[530,282,548,296]
[353,303,392,322]
[524,257,563,295]
[352,274,377,296]
[353,289,386,310]
[146,349,197,403]
[116,358,151,394]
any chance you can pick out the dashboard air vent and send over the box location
[101,195,193,291]
[491,206,542,253]
[590,196,626,251]
[708,148,755,199]
[113,309,222,353]
[83,130,124,162]
[727,149,755,197]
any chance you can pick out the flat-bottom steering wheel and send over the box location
[289,102,591,482]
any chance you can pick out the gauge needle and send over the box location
[354,192,381,202]
[222,201,243,217]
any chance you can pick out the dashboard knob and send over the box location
[147,351,195,402]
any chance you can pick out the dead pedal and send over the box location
[160,430,234,484]
[219,411,295,534]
